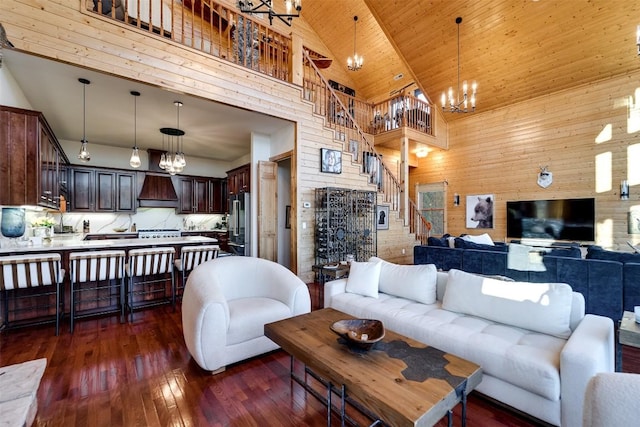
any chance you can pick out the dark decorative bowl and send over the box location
[330,319,385,351]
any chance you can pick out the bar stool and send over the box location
[126,247,175,321]
[69,250,126,333]
[174,245,219,302]
[0,253,64,335]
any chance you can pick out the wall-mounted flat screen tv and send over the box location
[506,198,595,242]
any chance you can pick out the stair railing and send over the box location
[303,50,400,211]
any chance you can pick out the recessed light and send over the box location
[394,73,404,81]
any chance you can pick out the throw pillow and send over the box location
[586,246,640,264]
[461,233,495,246]
[427,234,450,247]
[370,257,437,304]
[455,238,509,252]
[345,261,381,298]
[442,269,573,339]
[545,245,582,258]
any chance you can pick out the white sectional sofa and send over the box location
[324,257,615,427]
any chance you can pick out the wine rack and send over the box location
[315,187,377,265]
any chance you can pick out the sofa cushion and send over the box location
[227,297,292,345]
[370,257,437,304]
[586,245,640,264]
[442,269,573,339]
[345,261,381,298]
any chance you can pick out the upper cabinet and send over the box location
[176,176,226,214]
[0,106,69,209]
[227,164,250,195]
[69,166,136,213]
[210,178,227,214]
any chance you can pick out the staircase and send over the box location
[302,50,432,247]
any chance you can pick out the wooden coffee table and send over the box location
[265,308,483,426]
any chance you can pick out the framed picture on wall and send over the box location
[377,205,389,230]
[363,152,383,190]
[630,210,640,234]
[466,194,494,229]
[320,148,342,174]
[285,205,291,229]
[349,140,359,161]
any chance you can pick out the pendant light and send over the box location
[159,100,186,175]
[347,16,363,71]
[77,78,91,162]
[441,17,477,113]
[129,90,142,168]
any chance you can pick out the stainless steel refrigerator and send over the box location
[228,192,251,256]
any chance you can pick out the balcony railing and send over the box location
[88,0,292,82]
[370,96,433,136]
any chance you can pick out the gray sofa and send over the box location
[324,257,615,427]
[413,241,639,322]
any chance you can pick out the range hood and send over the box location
[137,149,179,207]
[137,173,178,207]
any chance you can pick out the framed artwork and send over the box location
[377,205,389,230]
[363,152,383,190]
[629,210,640,234]
[285,205,291,229]
[320,148,342,174]
[466,194,494,229]
[348,139,359,161]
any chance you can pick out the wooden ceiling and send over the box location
[301,0,640,120]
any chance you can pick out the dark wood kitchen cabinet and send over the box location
[177,177,226,214]
[69,167,136,213]
[177,177,209,214]
[227,164,250,195]
[0,105,69,209]
[209,178,227,214]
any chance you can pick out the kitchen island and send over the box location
[0,236,220,332]
[0,235,218,255]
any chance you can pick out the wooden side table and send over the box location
[312,264,350,309]
[619,311,640,373]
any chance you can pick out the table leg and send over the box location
[461,389,468,427]
[327,382,333,426]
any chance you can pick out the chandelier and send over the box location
[441,17,477,113]
[159,101,186,175]
[77,78,91,162]
[347,16,363,71]
[237,1,302,27]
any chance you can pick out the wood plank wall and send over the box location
[1,0,416,283]
[410,71,640,251]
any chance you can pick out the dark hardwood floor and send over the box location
[0,292,545,426]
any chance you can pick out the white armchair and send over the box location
[181,256,311,373]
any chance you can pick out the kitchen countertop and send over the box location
[0,236,218,255]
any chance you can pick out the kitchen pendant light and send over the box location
[129,90,142,168]
[159,100,185,175]
[77,78,91,162]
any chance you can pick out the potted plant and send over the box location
[32,217,56,238]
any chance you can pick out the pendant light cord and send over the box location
[457,18,461,104]
[82,82,87,143]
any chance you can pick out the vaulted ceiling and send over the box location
[3,0,638,163]
[302,0,640,120]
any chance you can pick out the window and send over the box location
[416,182,446,235]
